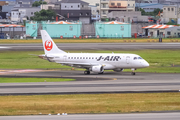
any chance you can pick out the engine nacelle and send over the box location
[91,65,104,73]
[113,68,124,72]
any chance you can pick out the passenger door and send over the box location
[126,56,130,64]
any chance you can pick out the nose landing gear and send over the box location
[131,68,136,75]
[131,72,136,75]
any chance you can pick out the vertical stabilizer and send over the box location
[41,30,66,54]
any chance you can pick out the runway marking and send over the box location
[0,46,10,49]
[0,69,44,75]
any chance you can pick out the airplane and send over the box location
[39,30,149,75]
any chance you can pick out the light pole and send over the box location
[100,0,101,20]
[177,3,179,24]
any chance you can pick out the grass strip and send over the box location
[0,50,180,73]
[0,78,75,83]
[0,93,180,115]
[0,38,180,43]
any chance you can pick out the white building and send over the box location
[40,4,55,10]
[161,5,180,23]
[11,7,41,22]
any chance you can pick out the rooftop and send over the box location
[56,0,89,5]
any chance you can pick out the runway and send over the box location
[1,113,180,120]
[1,43,180,51]
[0,70,180,95]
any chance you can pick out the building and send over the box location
[142,24,180,38]
[16,0,33,5]
[90,5,100,21]
[11,7,41,22]
[159,0,180,5]
[107,11,149,23]
[40,3,55,10]
[161,5,180,23]
[135,0,158,3]
[44,0,57,3]
[100,0,135,18]
[2,0,39,20]
[136,0,180,4]
[48,0,91,24]
[82,0,100,6]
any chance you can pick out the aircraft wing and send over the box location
[57,62,100,68]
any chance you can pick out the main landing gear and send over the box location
[98,72,104,74]
[84,71,90,75]
[131,68,136,75]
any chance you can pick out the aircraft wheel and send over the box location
[131,72,136,75]
[84,71,90,75]
[98,72,104,74]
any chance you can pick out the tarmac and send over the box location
[1,113,180,120]
[1,43,180,51]
[0,70,180,95]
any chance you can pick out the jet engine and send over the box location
[91,65,104,73]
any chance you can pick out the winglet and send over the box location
[40,30,66,54]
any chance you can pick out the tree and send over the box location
[32,0,47,7]
[30,9,56,21]
[140,8,145,15]
[153,8,163,16]
[140,8,163,16]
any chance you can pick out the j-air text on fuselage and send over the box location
[39,30,149,75]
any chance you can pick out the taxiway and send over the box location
[0,70,180,95]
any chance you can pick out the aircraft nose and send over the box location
[143,61,149,67]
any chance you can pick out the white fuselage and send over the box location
[46,53,149,70]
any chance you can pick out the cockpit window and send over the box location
[134,57,143,60]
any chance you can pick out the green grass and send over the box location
[0,50,180,73]
[0,51,70,69]
[0,93,180,115]
[0,78,74,83]
[0,38,180,43]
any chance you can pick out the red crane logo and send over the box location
[45,40,53,51]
